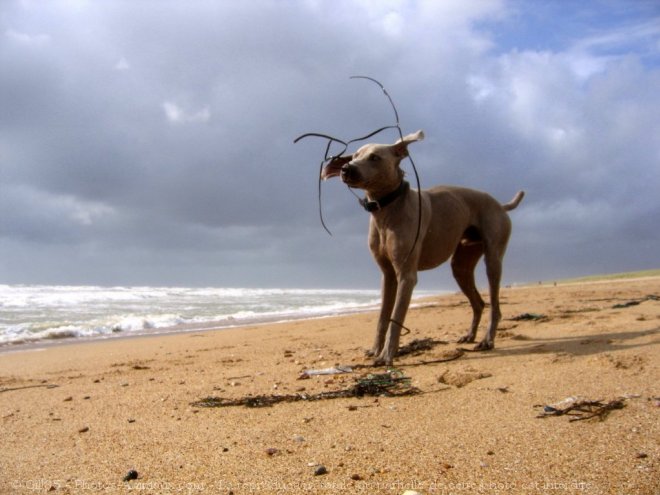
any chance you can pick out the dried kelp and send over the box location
[535,397,626,422]
[510,313,548,322]
[353,370,417,396]
[191,370,420,409]
[397,338,447,357]
[0,383,59,393]
[612,294,659,309]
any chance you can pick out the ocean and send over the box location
[0,285,437,348]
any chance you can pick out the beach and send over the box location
[1,276,658,494]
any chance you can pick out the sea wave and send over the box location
[0,285,406,347]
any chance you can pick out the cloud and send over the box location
[380,11,404,37]
[0,0,658,288]
[573,17,660,57]
[162,101,211,124]
[0,185,116,243]
[114,57,130,71]
[5,28,50,45]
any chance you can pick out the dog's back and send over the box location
[415,185,524,271]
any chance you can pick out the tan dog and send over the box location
[322,130,524,365]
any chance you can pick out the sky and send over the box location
[1,0,659,290]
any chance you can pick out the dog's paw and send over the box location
[457,334,476,344]
[373,353,394,367]
[364,348,378,358]
[473,340,494,351]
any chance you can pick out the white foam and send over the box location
[0,285,439,347]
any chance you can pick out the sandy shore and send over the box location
[1,277,658,494]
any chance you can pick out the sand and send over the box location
[1,276,658,494]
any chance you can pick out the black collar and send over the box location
[359,181,409,213]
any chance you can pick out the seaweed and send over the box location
[535,397,626,422]
[191,370,420,409]
[612,294,658,309]
[510,313,548,321]
[397,338,447,357]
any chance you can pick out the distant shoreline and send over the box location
[525,269,660,286]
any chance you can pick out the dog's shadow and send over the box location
[458,326,659,362]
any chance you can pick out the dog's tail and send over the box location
[502,190,525,211]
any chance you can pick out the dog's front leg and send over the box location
[374,272,417,366]
[368,264,397,357]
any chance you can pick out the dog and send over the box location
[322,130,524,365]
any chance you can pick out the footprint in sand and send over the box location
[438,367,492,388]
[498,330,531,341]
[546,352,575,364]
[591,353,646,370]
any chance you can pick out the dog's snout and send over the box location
[340,163,358,181]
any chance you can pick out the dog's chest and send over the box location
[368,221,402,260]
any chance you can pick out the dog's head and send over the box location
[322,130,424,194]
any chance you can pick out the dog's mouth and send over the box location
[340,166,365,189]
[321,158,365,189]
[321,156,350,180]
[340,174,361,188]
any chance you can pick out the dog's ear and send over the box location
[392,130,424,158]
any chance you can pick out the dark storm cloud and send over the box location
[1,0,659,287]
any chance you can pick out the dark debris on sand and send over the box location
[397,338,448,357]
[535,397,627,422]
[191,370,420,409]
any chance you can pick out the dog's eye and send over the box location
[368,154,380,162]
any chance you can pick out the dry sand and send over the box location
[1,276,658,494]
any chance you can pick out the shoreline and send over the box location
[2,276,658,494]
[4,271,656,352]
[0,296,445,356]
[3,274,656,355]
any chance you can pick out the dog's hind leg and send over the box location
[474,248,505,351]
[452,242,485,344]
